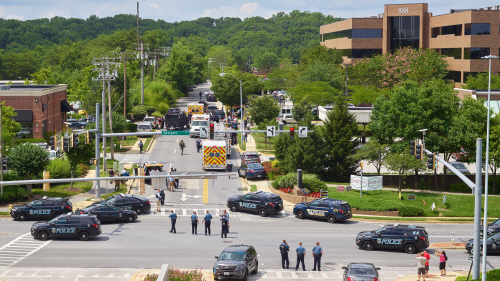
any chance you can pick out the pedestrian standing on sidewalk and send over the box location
[202,210,212,235]
[312,242,323,271]
[191,211,199,235]
[416,252,427,281]
[138,141,143,154]
[436,250,447,276]
[295,242,306,271]
[279,240,290,269]
[169,210,177,233]
[155,190,162,212]
[422,251,430,278]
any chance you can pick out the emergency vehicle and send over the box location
[188,103,204,115]
[190,114,210,138]
[202,140,227,170]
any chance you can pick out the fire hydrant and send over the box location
[9,204,13,212]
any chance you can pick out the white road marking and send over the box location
[276,271,282,278]
[174,149,176,154]
[0,233,52,268]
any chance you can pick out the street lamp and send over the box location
[209,58,224,73]
[219,73,243,141]
[480,54,499,281]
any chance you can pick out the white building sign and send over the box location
[350,175,383,191]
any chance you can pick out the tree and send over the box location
[210,67,262,108]
[254,52,279,73]
[289,81,338,106]
[9,144,50,191]
[160,43,196,93]
[280,129,325,174]
[350,140,389,175]
[299,45,343,70]
[350,85,390,106]
[384,152,426,193]
[321,96,358,181]
[0,103,22,152]
[463,72,500,90]
[248,96,280,125]
[67,143,94,189]
[299,60,343,90]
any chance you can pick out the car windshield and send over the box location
[451,162,467,169]
[248,164,262,169]
[374,226,386,234]
[487,233,500,241]
[105,197,116,204]
[27,200,37,206]
[47,217,59,224]
[219,251,246,261]
[138,125,150,129]
[192,121,207,126]
[48,151,57,158]
[349,266,376,276]
[492,218,500,226]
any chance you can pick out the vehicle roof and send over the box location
[223,245,252,251]
[247,163,264,167]
[203,140,226,146]
[249,191,278,197]
[387,224,425,229]
[312,198,347,204]
[138,122,151,125]
[243,152,259,155]
[348,263,376,268]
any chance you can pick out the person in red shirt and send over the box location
[422,251,430,278]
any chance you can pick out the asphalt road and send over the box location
[1,84,500,281]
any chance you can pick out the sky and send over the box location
[0,0,499,22]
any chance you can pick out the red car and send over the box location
[453,148,469,161]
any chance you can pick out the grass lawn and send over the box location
[238,133,246,151]
[101,186,127,200]
[0,212,10,215]
[143,137,152,150]
[32,181,93,198]
[120,136,138,147]
[327,187,500,217]
[250,185,257,192]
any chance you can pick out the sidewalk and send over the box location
[130,268,213,281]
[396,270,466,281]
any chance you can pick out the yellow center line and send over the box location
[203,179,208,204]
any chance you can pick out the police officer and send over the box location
[191,211,199,235]
[220,210,230,234]
[312,242,323,271]
[202,210,212,235]
[169,210,177,233]
[160,188,165,206]
[199,91,202,100]
[279,240,290,269]
[196,137,202,153]
[220,215,229,238]
[227,161,233,179]
[295,242,306,271]
[155,190,162,212]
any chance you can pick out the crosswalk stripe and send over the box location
[321,272,329,278]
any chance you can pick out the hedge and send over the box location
[15,138,46,145]
[126,123,138,132]
[271,173,327,192]
[398,205,426,217]
[130,105,157,120]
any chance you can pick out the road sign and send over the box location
[161,130,189,136]
[200,126,208,139]
[298,126,308,137]
[267,126,276,137]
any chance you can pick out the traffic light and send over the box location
[209,123,214,139]
[410,140,416,156]
[72,133,79,147]
[89,131,95,143]
[63,137,69,152]
[49,136,55,150]
[427,153,435,170]
[416,144,422,160]
[290,127,295,140]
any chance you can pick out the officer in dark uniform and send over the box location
[220,216,229,238]
[160,188,165,205]
[295,242,306,271]
[169,210,177,233]
[202,210,212,235]
[191,211,199,235]
[312,242,323,271]
[279,240,290,269]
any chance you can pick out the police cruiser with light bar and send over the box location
[293,198,352,223]
[227,191,283,217]
[356,224,429,254]
[11,196,73,221]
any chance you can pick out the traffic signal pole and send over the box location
[473,138,482,279]
[95,104,101,199]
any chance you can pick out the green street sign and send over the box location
[161,130,189,136]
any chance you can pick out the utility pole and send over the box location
[0,104,3,196]
[135,43,149,105]
[114,51,136,118]
[107,79,114,160]
[137,2,140,46]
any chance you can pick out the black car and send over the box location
[207,94,217,102]
[342,263,380,281]
[293,198,352,223]
[227,191,283,217]
[91,193,151,215]
[356,224,430,254]
[11,196,73,221]
[66,118,87,129]
[482,218,500,236]
[466,233,500,255]
[31,213,102,241]
[213,245,258,280]
[76,204,137,223]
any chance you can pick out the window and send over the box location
[16,122,33,139]
[464,72,479,82]
[250,195,261,201]
[54,218,67,225]
[352,49,382,58]
[318,202,330,208]
[390,16,420,52]
[31,201,43,207]
[464,48,490,59]
[340,49,352,57]
[323,29,352,41]
[42,201,55,206]
[309,201,320,207]
[441,48,461,59]
[441,24,462,36]
[465,23,490,35]
[242,195,251,200]
[322,29,382,41]
[445,71,462,83]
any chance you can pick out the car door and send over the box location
[51,217,70,238]
[305,201,323,218]
[239,163,248,177]
[95,206,111,222]
[374,228,396,249]
[113,198,127,209]
[42,200,56,219]
[28,200,44,219]
[317,202,331,219]
[239,195,252,211]
[107,206,123,221]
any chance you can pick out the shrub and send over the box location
[47,158,71,179]
[399,205,426,217]
[76,164,89,177]
[449,182,471,193]
[0,186,31,203]
[302,174,327,192]
[486,268,500,280]
[43,131,54,143]
[131,105,157,120]
[126,123,138,132]
[267,171,275,180]
[15,138,46,145]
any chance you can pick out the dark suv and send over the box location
[91,193,151,215]
[227,191,283,217]
[31,213,102,241]
[293,198,352,223]
[213,245,258,280]
[356,224,430,254]
[241,152,261,164]
[11,196,73,221]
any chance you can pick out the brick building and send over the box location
[0,84,71,139]
[320,3,500,84]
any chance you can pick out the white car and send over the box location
[143,116,156,128]
[280,114,297,125]
[137,122,153,136]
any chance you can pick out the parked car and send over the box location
[450,161,470,174]
[241,151,261,164]
[143,116,156,128]
[280,114,297,125]
[79,115,95,123]
[453,148,469,161]
[65,119,87,129]
[342,263,380,281]
[213,245,258,280]
[137,122,153,136]
[207,94,217,102]
[238,163,266,179]
[207,105,218,114]
[211,110,226,122]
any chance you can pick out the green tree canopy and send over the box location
[384,151,426,193]
[9,144,50,191]
[248,96,280,125]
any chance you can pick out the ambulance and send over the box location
[188,103,204,115]
[189,114,210,138]
[202,140,227,170]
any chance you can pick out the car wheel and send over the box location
[16,213,27,221]
[296,210,305,219]
[404,243,416,254]
[126,215,135,223]
[78,231,90,241]
[471,246,483,255]
[327,215,336,223]
[135,207,144,215]
[230,204,238,212]
[53,212,62,218]
[238,170,242,177]
[363,241,374,251]
[242,269,248,281]
[252,260,258,274]
[38,231,49,241]
[258,208,267,217]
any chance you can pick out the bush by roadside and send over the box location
[455,268,500,281]
[271,172,326,192]
[143,267,204,281]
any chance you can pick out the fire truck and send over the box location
[188,103,204,115]
[202,140,227,170]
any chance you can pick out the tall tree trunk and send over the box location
[398,173,402,194]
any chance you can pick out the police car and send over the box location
[293,198,352,223]
[227,191,283,217]
[31,213,102,241]
[481,217,500,236]
[213,245,258,280]
[11,196,73,221]
[356,224,429,254]
[466,233,500,255]
[76,204,138,223]
[91,193,151,215]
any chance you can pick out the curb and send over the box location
[144,135,157,152]
[429,242,466,249]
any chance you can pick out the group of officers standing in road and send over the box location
[279,240,324,271]
[167,209,230,238]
